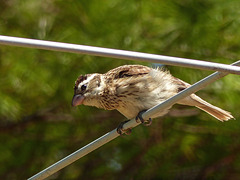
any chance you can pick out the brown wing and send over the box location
[105,65,151,79]
[172,77,190,92]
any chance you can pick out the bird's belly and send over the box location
[117,105,141,119]
[117,99,172,119]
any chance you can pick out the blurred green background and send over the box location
[0,0,240,179]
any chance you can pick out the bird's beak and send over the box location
[72,94,84,107]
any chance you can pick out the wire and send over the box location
[0,35,240,74]
[27,60,240,180]
[1,35,238,180]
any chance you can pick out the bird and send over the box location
[72,64,234,134]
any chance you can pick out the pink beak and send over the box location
[72,94,84,107]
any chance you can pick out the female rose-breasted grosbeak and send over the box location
[72,65,233,132]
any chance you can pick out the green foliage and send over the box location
[0,0,240,179]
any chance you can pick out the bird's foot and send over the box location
[136,110,152,126]
[116,120,132,135]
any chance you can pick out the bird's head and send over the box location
[72,73,105,108]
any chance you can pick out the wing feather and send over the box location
[105,65,151,79]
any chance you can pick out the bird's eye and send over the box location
[81,84,87,91]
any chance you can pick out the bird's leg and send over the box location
[136,110,152,126]
[116,120,132,135]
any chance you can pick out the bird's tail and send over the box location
[178,94,234,121]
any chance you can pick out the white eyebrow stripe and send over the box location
[78,74,95,89]
[94,75,105,91]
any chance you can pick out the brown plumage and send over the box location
[72,65,234,121]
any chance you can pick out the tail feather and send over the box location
[178,94,234,121]
[196,105,233,121]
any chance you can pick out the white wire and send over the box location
[28,60,240,180]
[0,35,240,75]
[1,34,238,179]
